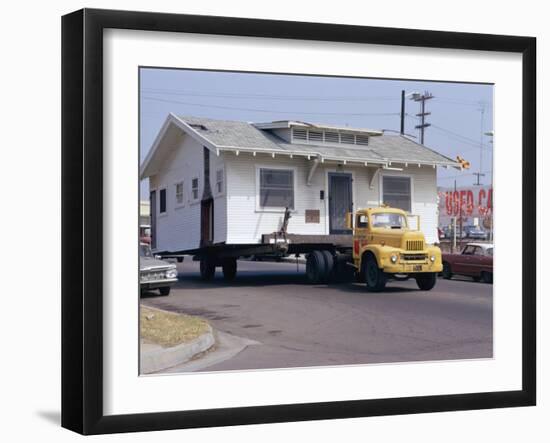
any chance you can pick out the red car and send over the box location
[441,243,493,283]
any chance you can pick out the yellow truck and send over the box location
[347,206,442,291]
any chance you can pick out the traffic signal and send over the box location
[456,156,470,169]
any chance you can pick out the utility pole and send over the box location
[473,171,485,186]
[400,90,405,135]
[474,103,486,186]
[411,91,433,144]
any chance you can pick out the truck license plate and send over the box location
[413,265,422,272]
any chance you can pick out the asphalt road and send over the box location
[141,259,493,372]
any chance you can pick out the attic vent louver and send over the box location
[340,133,355,144]
[293,128,307,140]
[290,127,370,147]
[356,135,369,145]
[308,131,323,142]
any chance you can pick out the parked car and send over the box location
[441,243,493,283]
[442,225,466,239]
[464,225,488,240]
[139,243,178,295]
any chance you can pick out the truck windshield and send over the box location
[371,212,407,229]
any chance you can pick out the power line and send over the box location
[141,88,399,102]
[142,96,401,117]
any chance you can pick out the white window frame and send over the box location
[174,180,185,208]
[255,165,297,212]
[379,173,414,213]
[190,177,200,203]
[214,167,224,196]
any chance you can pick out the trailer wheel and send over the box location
[415,272,437,290]
[363,255,387,292]
[320,250,334,283]
[199,258,215,281]
[222,258,237,281]
[306,250,326,284]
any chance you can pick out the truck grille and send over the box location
[406,240,424,251]
[402,254,427,261]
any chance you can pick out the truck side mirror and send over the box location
[345,212,353,230]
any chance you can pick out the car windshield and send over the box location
[140,244,153,258]
[371,212,407,229]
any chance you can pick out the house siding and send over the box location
[224,153,439,244]
[149,135,227,252]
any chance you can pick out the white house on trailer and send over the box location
[140,114,461,253]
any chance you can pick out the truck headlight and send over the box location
[430,255,436,262]
[166,269,178,279]
[390,254,398,263]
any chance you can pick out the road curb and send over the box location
[140,325,215,374]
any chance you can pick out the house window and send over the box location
[159,188,167,213]
[382,176,411,212]
[175,181,184,205]
[259,168,294,209]
[215,169,224,194]
[191,178,199,200]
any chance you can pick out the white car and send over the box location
[139,243,178,296]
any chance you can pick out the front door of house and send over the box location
[328,172,353,234]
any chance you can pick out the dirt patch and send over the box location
[140,305,211,348]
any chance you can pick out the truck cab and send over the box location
[349,206,442,291]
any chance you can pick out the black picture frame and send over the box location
[61,8,536,435]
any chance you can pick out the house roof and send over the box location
[140,114,461,179]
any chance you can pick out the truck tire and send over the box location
[159,287,171,296]
[321,250,334,283]
[306,250,326,284]
[415,272,437,290]
[199,258,215,281]
[363,255,387,292]
[442,262,453,279]
[222,258,237,281]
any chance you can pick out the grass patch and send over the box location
[140,306,211,348]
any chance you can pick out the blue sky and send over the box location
[140,68,493,196]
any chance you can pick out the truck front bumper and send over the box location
[383,261,442,274]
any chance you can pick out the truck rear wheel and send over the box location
[363,255,387,292]
[199,258,215,281]
[222,258,237,281]
[306,250,326,284]
[415,272,437,290]
[320,250,334,283]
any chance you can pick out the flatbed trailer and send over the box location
[156,233,355,283]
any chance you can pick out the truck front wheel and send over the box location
[363,255,387,292]
[415,272,437,290]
